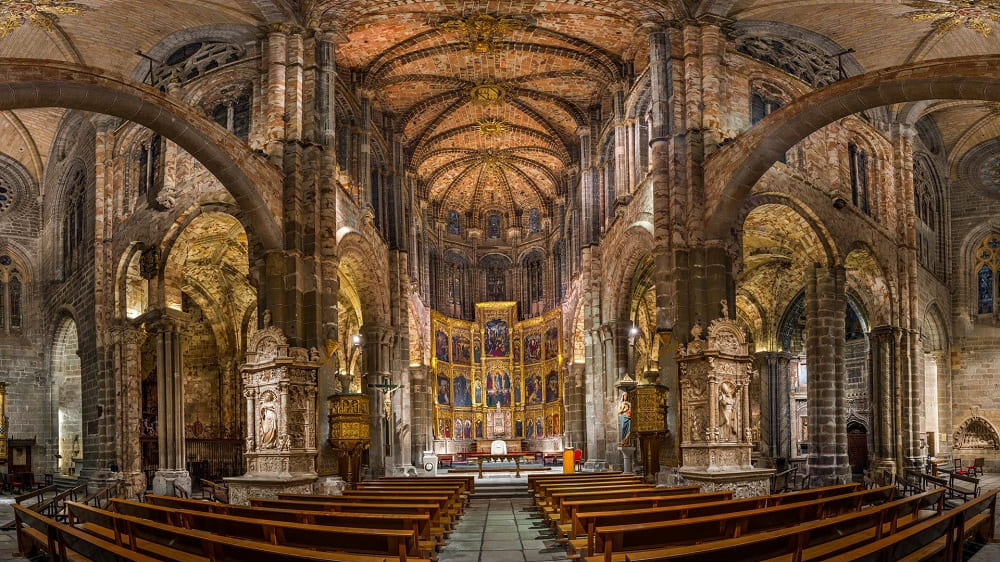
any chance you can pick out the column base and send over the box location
[312,475,347,495]
[92,470,145,499]
[619,447,636,474]
[582,459,610,472]
[390,465,418,477]
[152,469,191,497]
[224,473,318,506]
[678,467,775,498]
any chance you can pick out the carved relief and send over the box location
[953,416,1000,449]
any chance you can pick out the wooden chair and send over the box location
[969,457,985,476]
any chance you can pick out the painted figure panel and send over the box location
[544,327,558,359]
[524,334,541,363]
[452,333,471,365]
[484,319,510,357]
[436,374,451,405]
[545,371,559,403]
[525,374,542,406]
[514,376,522,404]
[453,374,472,407]
[436,330,449,362]
[485,366,511,407]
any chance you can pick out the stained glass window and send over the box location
[8,274,20,329]
[487,213,501,239]
[975,235,1000,315]
[447,210,460,235]
[979,265,993,314]
[529,208,540,234]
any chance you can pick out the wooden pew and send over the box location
[622,488,946,562]
[544,487,700,521]
[376,476,475,494]
[529,473,626,495]
[284,490,464,517]
[252,498,450,537]
[823,489,997,562]
[13,503,160,562]
[64,501,410,562]
[534,476,643,500]
[568,485,883,558]
[588,486,897,562]
[105,499,422,560]
[143,495,438,549]
[355,483,470,508]
[558,491,733,540]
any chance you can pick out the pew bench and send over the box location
[14,503,160,562]
[557,491,733,540]
[619,489,946,562]
[141,496,439,551]
[823,489,997,562]
[104,499,424,560]
[251,498,450,537]
[65,501,413,562]
[528,472,624,493]
[585,486,898,562]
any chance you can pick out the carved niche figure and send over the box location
[260,390,278,449]
[718,381,737,441]
[618,392,632,442]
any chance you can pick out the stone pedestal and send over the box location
[152,469,191,497]
[582,459,610,472]
[677,303,773,498]
[227,474,317,505]
[313,475,347,495]
[226,322,320,505]
[619,446,635,473]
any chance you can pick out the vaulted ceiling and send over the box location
[1,1,1000,209]
[319,0,672,216]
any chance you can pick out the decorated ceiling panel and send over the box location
[323,0,671,216]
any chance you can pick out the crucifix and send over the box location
[368,376,404,454]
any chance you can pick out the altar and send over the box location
[475,439,522,453]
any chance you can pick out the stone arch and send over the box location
[0,152,37,219]
[957,221,1000,320]
[0,59,283,249]
[706,56,1000,239]
[605,222,655,318]
[129,25,260,84]
[115,242,148,320]
[921,303,949,353]
[338,231,390,325]
[954,416,1000,450]
[844,244,892,328]
[51,315,81,474]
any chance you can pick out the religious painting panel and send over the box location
[484,361,512,407]
[453,372,472,407]
[513,336,521,362]
[436,412,452,439]
[484,318,510,357]
[544,326,559,359]
[514,415,523,438]
[514,375,522,404]
[545,371,559,403]
[436,373,451,406]
[435,329,449,363]
[464,418,473,440]
[525,373,543,406]
[535,417,543,438]
[524,333,542,363]
[473,336,482,363]
[452,330,471,365]
[474,377,483,405]
[475,416,484,439]
[525,417,535,438]
[454,418,462,439]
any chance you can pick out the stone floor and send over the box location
[438,496,570,562]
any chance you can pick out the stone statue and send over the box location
[617,392,632,442]
[260,405,278,449]
[718,381,736,441]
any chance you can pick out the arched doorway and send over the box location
[52,317,82,476]
[847,421,869,475]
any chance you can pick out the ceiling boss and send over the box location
[0,0,90,38]
[902,0,1000,37]
[439,13,526,54]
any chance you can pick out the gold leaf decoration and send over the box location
[440,13,526,54]
[902,1,1000,37]
[0,0,89,38]
[467,82,510,106]
[476,118,509,137]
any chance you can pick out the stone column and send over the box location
[264,25,289,163]
[578,126,598,245]
[409,366,433,466]
[756,351,792,464]
[113,323,145,497]
[564,363,587,450]
[805,265,850,485]
[870,326,898,473]
[362,324,394,476]
[149,314,190,496]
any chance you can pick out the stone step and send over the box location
[473,481,530,499]
[52,476,79,491]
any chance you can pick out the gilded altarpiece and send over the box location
[677,304,773,498]
[432,303,563,451]
[225,324,319,505]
